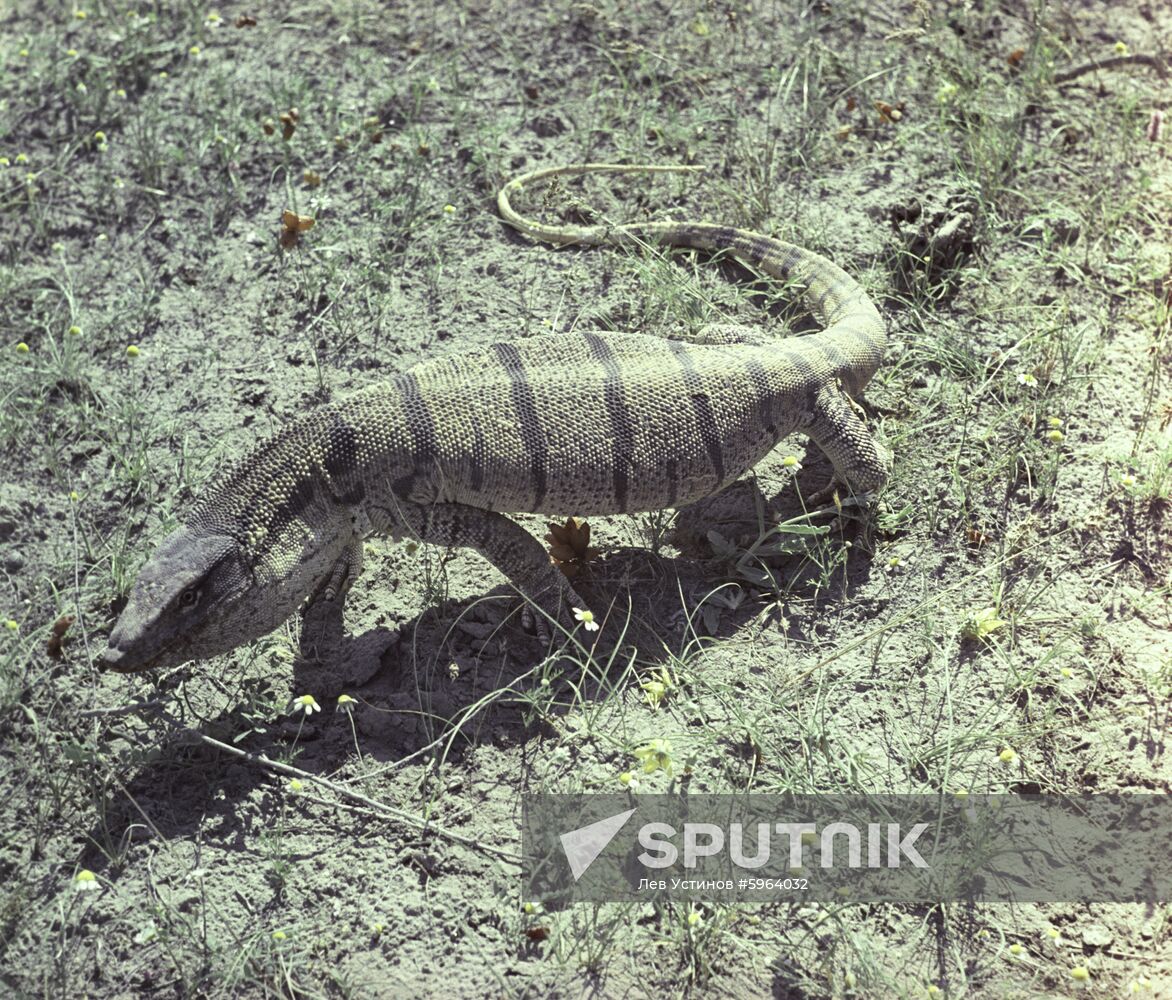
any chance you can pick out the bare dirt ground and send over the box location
[1,1,1170,997]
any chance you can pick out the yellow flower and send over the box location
[1071,965,1090,982]
[66,48,78,57]
[442,203,456,214]
[1047,429,1064,443]
[686,908,703,926]
[1119,473,1136,488]
[74,9,87,18]
[4,619,17,631]
[68,325,82,336]
[618,770,638,788]
[288,778,303,792]
[640,667,674,709]
[271,930,287,941]
[1114,41,1129,55]
[962,606,1006,640]
[998,747,1017,764]
[0,157,8,166]
[206,10,221,22]
[15,342,29,354]
[188,45,200,56]
[126,344,140,357]
[634,739,674,777]
[1008,943,1025,957]
[15,153,28,164]
[18,49,28,58]
[93,130,106,142]
[641,680,667,707]
[1016,372,1038,387]
[336,694,357,709]
[70,491,80,502]
[781,454,802,470]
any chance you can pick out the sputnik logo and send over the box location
[559,808,637,880]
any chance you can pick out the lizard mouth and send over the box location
[100,640,172,674]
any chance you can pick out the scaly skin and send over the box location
[102,163,887,675]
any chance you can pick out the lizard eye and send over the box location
[178,588,201,609]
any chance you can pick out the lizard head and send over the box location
[101,527,260,673]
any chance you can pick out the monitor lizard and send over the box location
[101,163,887,676]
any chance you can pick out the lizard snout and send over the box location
[99,640,138,673]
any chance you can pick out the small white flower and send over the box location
[573,607,599,631]
[291,694,320,715]
[1016,372,1038,387]
[74,869,100,892]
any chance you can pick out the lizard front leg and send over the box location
[297,534,391,692]
[805,382,891,497]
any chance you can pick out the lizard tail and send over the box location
[497,163,886,390]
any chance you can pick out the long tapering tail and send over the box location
[497,163,886,392]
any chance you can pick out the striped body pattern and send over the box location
[102,164,888,676]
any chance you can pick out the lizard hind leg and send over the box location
[379,500,588,642]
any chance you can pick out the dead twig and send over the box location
[1055,53,1168,85]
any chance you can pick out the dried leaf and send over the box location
[47,614,75,659]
